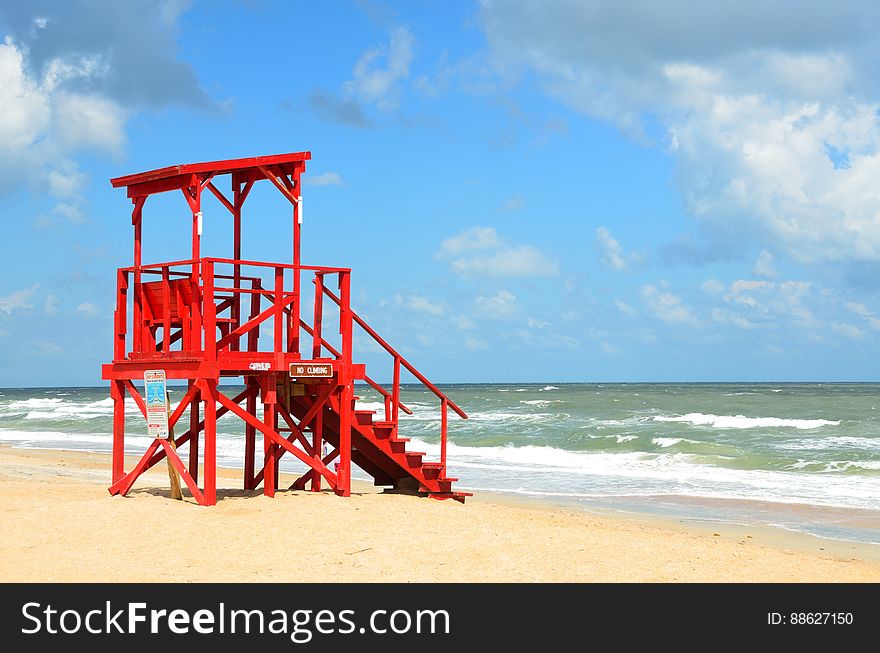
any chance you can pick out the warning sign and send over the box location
[289,363,333,378]
[144,369,169,439]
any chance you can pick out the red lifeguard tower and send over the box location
[101,152,469,505]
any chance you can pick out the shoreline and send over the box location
[1,445,879,582]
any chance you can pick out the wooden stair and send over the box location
[287,391,470,503]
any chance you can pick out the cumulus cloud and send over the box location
[474,289,519,319]
[640,285,696,325]
[304,172,344,187]
[595,226,626,270]
[752,250,777,278]
[0,1,210,209]
[0,284,38,314]
[394,293,444,316]
[75,302,98,316]
[498,193,524,212]
[342,26,414,112]
[437,226,558,277]
[478,1,880,265]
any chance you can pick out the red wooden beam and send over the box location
[205,181,235,215]
[159,440,205,504]
[122,379,147,418]
[215,389,338,487]
[108,439,162,496]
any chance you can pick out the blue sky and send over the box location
[2,1,880,386]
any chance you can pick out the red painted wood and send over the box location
[104,152,470,506]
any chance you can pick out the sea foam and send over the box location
[652,413,839,430]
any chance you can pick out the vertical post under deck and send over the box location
[111,380,125,483]
[244,378,257,490]
[189,380,200,482]
[262,379,277,498]
[336,271,353,497]
[311,393,323,492]
[202,379,217,506]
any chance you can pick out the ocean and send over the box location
[1,382,878,544]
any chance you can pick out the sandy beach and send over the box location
[0,445,878,583]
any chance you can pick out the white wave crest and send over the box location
[540,385,560,391]
[653,413,839,430]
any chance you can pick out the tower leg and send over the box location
[336,382,352,497]
[244,377,257,490]
[203,379,217,506]
[111,380,125,484]
[188,379,200,483]
[311,394,323,492]
[262,378,277,498]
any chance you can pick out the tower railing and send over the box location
[114,256,466,472]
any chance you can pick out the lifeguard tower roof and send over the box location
[110,151,311,197]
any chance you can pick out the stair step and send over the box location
[389,436,410,444]
[428,491,472,504]
[373,420,395,429]
[354,409,375,425]
[421,462,443,469]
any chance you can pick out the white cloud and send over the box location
[75,302,99,316]
[44,294,59,315]
[0,39,51,154]
[304,172,344,186]
[641,285,696,325]
[394,293,445,316]
[711,308,757,330]
[51,202,86,224]
[614,299,635,315]
[595,226,626,270]
[437,226,502,257]
[700,278,725,295]
[438,226,558,277]
[52,92,127,155]
[474,290,519,319]
[478,2,880,264]
[844,301,880,330]
[342,26,414,111]
[526,317,548,329]
[753,250,777,278]
[498,193,524,212]
[465,336,489,350]
[832,322,865,339]
[0,284,38,314]
[0,38,125,206]
[451,314,475,330]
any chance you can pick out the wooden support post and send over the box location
[111,380,125,484]
[311,393,323,492]
[132,198,144,353]
[312,273,324,359]
[274,266,284,356]
[202,379,217,506]
[244,378,257,490]
[204,259,216,359]
[336,271,353,497]
[262,379,277,497]
[165,391,183,501]
[188,380,200,482]
[291,173,301,355]
[232,178,242,351]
